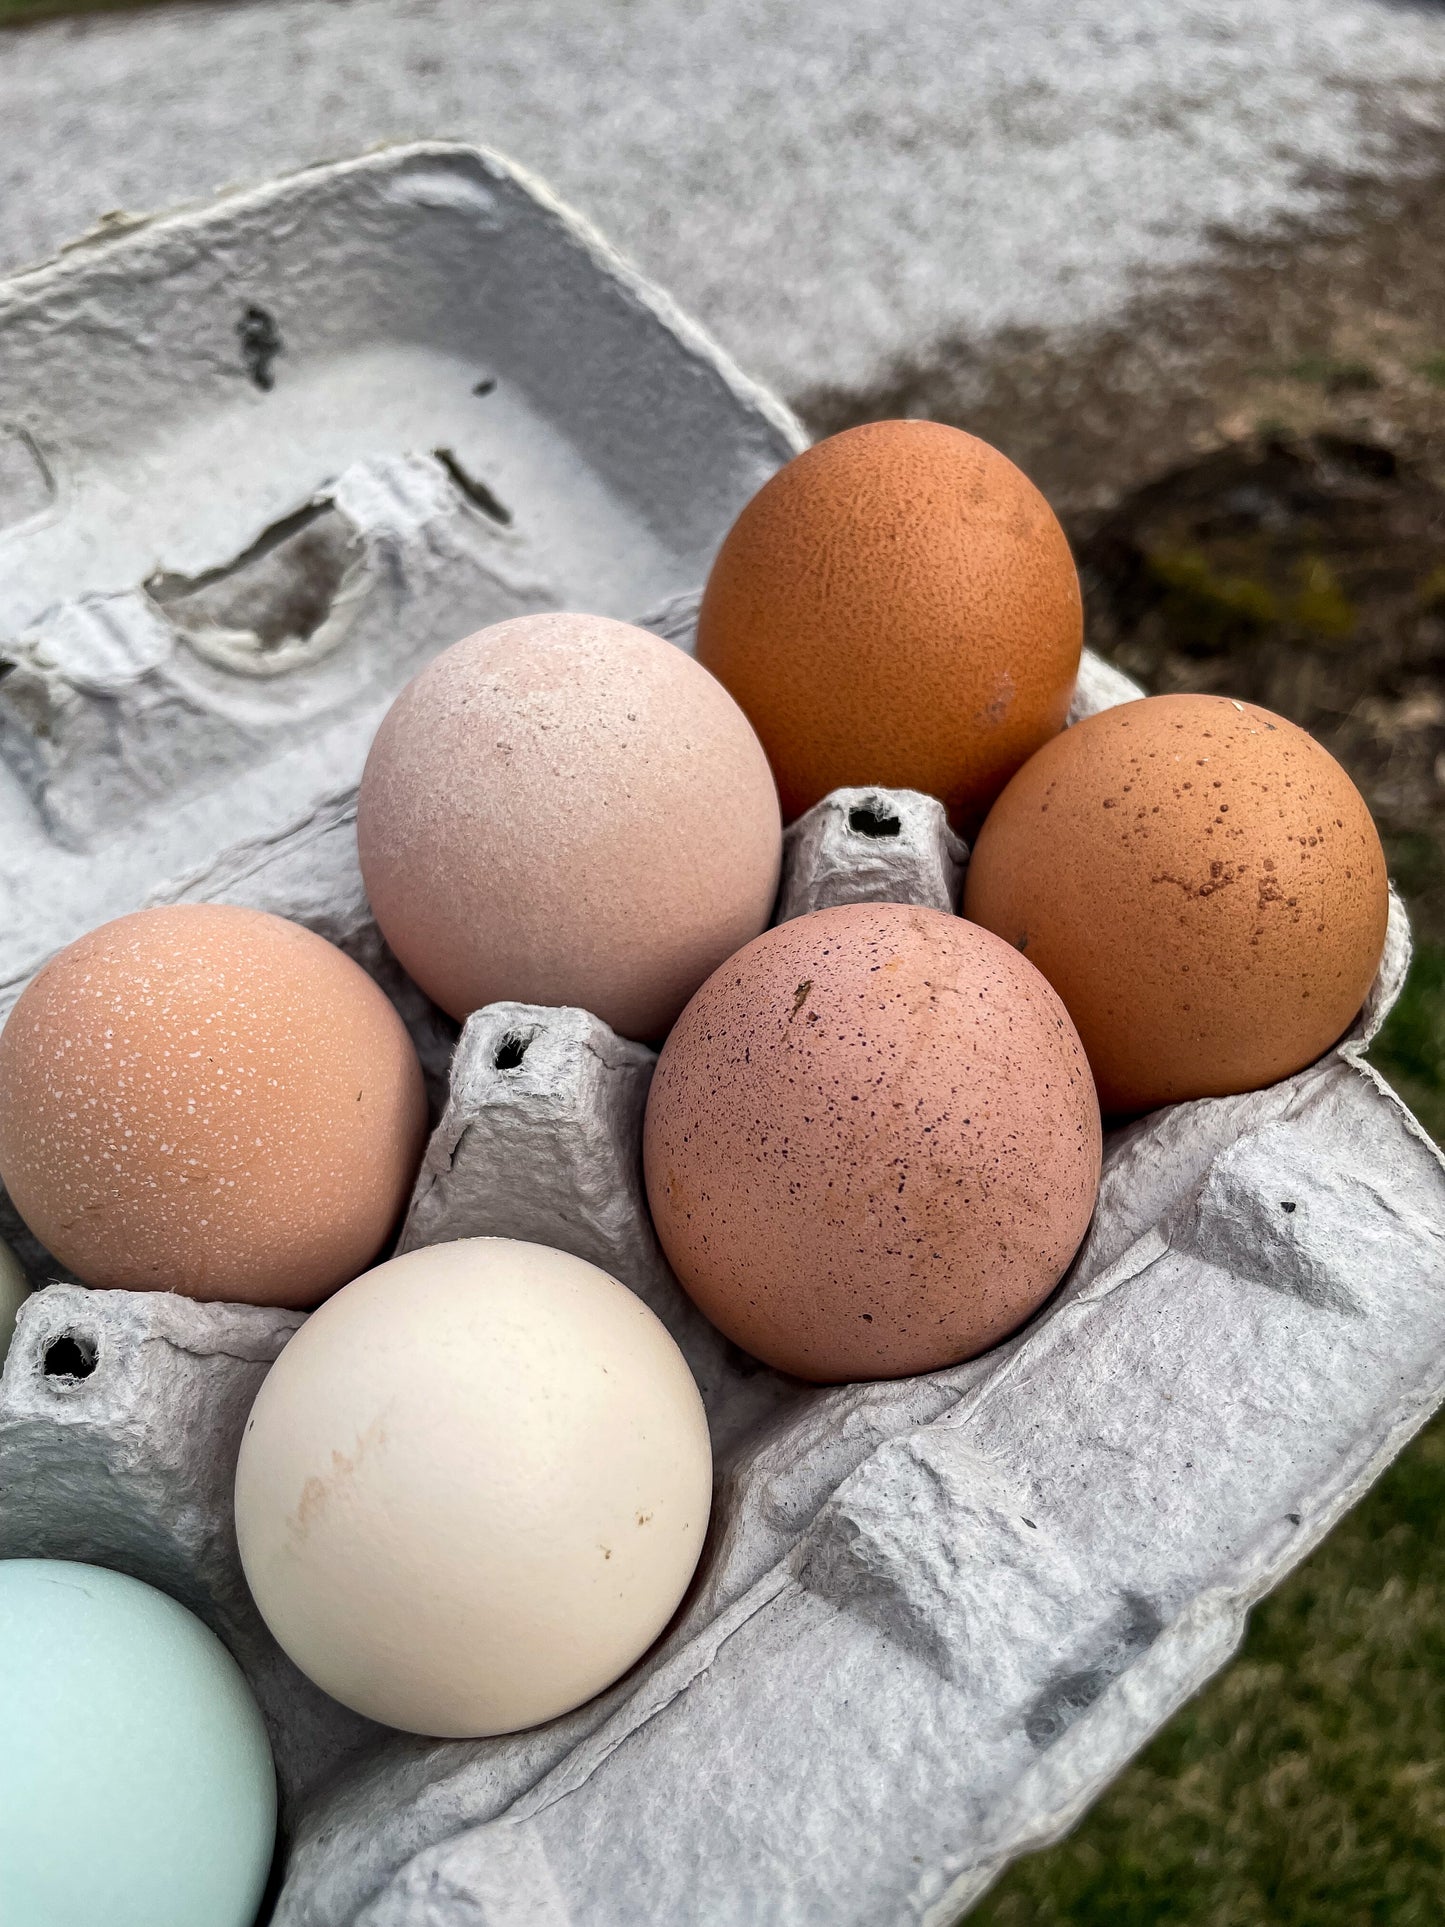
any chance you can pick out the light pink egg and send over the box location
[357,613,782,1040]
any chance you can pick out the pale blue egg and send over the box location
[0,1560,276,1927]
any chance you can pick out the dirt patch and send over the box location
[799,121,1445,520]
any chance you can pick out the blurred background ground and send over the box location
[3,2,1445,1920]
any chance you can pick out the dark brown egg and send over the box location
[695,420,1083,830]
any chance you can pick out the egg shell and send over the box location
[0,1559,276,1927]
[0,903,427,1306]
[695,420,1083,830]
[643,902,1101,1381]
[356,612,782,1039]
[234,1236,713,1738]
[962,693,1390,1113]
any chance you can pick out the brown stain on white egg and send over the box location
[0,904,427,1306]
[233,1238,712,1737]
[643,902,1101,1382]
[695,420,1083,831]
[963,693,1390,1114]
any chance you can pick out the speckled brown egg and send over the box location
[0,904,427,1306]
[357,613,782,1040]
[963,694,1389,1114]
[694,421,1083,831]
[642,902,1101,1382]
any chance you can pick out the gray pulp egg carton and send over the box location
[0,145,1442,1927]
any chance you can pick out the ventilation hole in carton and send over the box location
[434,448,513,526]
[494,1033,532,1072]
[848,803,902,839]
[43,1334,97,1382]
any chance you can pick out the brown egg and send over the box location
[643,903,1101,1382]
[694,420,1083,830]
[0,904,427,1306]
[963,694,1389,1114]
[357,613,782,1041]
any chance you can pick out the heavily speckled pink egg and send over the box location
[0,904,427,1307]
[643,902,1101,1381]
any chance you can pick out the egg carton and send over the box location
[2,146,1444,1927]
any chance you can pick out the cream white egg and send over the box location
[233,1237,712,1737]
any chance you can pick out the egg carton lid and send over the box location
[3,145,1445,1927]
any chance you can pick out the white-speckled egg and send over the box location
[0,904,426,1307]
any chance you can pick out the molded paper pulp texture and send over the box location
[1,148,1442,1927]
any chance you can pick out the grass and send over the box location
[1371,944,1445,1145]
[962,948,1445,1924]
[1282,355,1381,395]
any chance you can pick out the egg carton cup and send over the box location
[2,148,1444,1927]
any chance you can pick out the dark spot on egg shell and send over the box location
[641,903,1101,1383]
